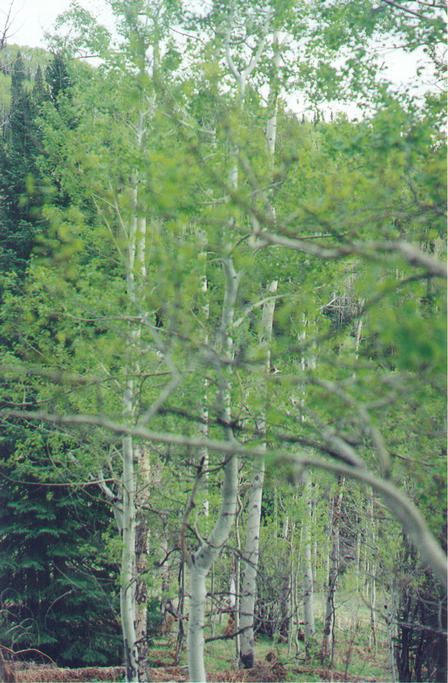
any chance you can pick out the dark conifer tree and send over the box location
[0,53,43,276]
[46,52,72,106]
[0,51,122,667]
[0,434,122,666]
[32,64,48,109]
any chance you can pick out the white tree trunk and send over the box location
[239,455,265,668]
[320,480,344,666]
[121,106,148,682]
[188,567,208,682]
[187,452,239,682]
[367,494,377,652]
[199,245,209,518]
[302,474,315,650]
[237,26,280,671]
[135,447,152,681]
[233,502,241,659]
[239,280,278,668]
[121,433,138,680]
[187,250,239,682]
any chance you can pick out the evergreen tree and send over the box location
[46,52,71,106]
[0,53,44,276]
[0,429,122,667]
[32,64,47,109]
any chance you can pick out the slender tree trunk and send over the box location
[320,479,344,666]
[187,451,239,682]
[287,554,296,655]
[239,287,277,668]
[279,571,291,641]
[286,520,296,652]
[187,247,239,682]
[386,578,398,683]
[121,433,138,680]
[174,559,186,665]
[238,27,280,669]
[302,474,315,653]
[355,529,361,592]
[120,106,148,682]
[134,447,151,681]
[233,496,242,660]
[199,238,209,518]
[188,567,208,682]
[97,443,139,681]
[239,455,265,668]
[367,494,377,652]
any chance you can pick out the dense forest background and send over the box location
[0,1,446,682]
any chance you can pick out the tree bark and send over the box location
[187,451,238,682]
[238,23,280,670]
[121,434,138,681]
[320,479,344,666]
[121,105,148,682]
[367,494,377,652]
[239,453,265,668]
[239,280,277,668]
[187,246,239,682]
[134,447,153,681]
[188,567,208,683]
[302,474,315,653]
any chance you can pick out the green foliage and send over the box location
[0,48,55,277]
[0,430,122,666]
[0,0,445,676]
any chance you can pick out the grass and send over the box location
[143,589,396,680]
[148,612,392,682]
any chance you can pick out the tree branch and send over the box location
[205,624,252,643]
[1,407,445,587]
[380,0,435,20]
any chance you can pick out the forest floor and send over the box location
[4,639,392,682]
[5,598,392,682]
[1,660,389,683]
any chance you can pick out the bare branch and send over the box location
[309,378,391,475]
[258,231,447,278]
[380,0,439,20]
[0,407,445,587]
[225,25,241,85]
[391,240,447,278]
[205,623,252,643]
[288,454,447,589]
[0,1,15,50]
[243,8,273,80]
[233,293,284,329]
[181,455,206,566]
[0,363,104,386]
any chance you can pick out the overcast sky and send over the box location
[2,0,431,100]
[2,0,108,48]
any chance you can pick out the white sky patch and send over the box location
[2,0,439,116]
[2,0,69,47]
[378,45,437,97]
[2,0,112,48]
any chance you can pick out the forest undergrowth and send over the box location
[4,597,394,683]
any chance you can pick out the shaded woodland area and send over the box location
[0,1,446,682]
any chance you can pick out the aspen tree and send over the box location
[220,8,282,667]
